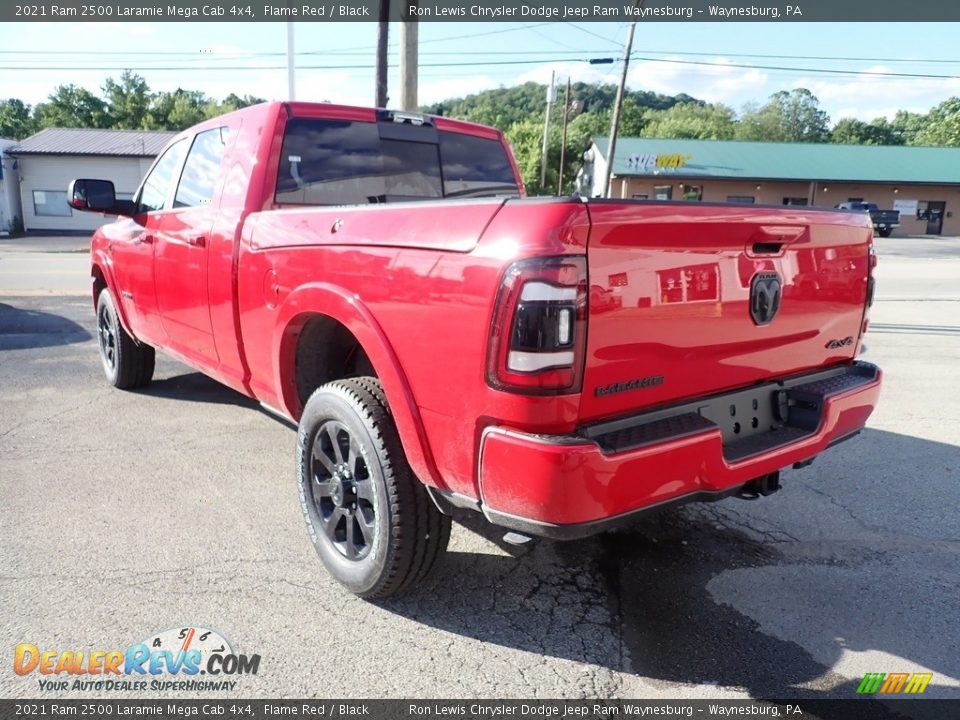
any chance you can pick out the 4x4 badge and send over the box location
[826,336,854,349]
[750,272,782,325]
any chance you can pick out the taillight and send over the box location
[859,239,877,348]
[486,256,587,394]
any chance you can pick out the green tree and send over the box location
[0,98,37,139]
[891,110,927,145]
[641,102,736,140]
[145,89,208,130]
[504,116,552,195]
[830,117,903,145]
[103,71,152,129]
[421,82,693,135]
[203,92,267,121]
[219,93,266,111]
[913,97,960,146]
[34,85,109,129]
[737,88,830,142]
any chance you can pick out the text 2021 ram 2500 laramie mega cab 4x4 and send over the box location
[69,102,881,598]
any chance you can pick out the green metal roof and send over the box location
[594,136,960,184]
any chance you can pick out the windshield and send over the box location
[275,117,520,206]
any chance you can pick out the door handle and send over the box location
[134,234,153,245]
[186,235,206,248]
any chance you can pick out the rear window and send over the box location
[275,118,519,206]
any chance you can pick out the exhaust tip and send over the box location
[736,471,781,500]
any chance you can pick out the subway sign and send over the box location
[626,153,693,172]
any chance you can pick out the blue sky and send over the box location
[3,21,949,124]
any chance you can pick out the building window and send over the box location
[653,185,672,200]
[32,190,72,217]
[631,193,648,200]
[727,196,755,204]
[681,184,702,201]
[783,197,808,206]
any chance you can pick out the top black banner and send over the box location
[2,0,956,23]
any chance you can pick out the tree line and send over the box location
[0,71,264,139]
[424,83,960,194]
[2,71,959,195]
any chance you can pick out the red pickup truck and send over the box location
[69,101,882,598]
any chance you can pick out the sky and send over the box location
[2,21,955,124]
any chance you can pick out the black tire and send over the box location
[296,377,450,598]
[878,228,893,238]
[96,287,155,389]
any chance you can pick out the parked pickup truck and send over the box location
[836,201,900,237]
[69,102,882,598]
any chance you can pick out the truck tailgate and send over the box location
[580,201,873,423]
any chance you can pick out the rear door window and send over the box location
[438,131,519,198]
[275,117,518,206]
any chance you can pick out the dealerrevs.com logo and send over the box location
[13,626,260,692]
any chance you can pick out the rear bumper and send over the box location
[478,361,881,539]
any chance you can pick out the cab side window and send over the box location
[138,139,189,213]
[174,127,231,209]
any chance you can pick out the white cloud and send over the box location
[787,66,960,121]
[516,62,622,87]
[625,57,768,105]
[418,75,503,105]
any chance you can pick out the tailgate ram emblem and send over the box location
[750,272,782,325]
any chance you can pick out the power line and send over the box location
[1,46,956,65]
[0,22,557,57]
[6,55,960,82]
[628,55,960,80]
[632,49,960,65]
[0,58,615,71]
[564,22,624,47]
[0,49,623,64]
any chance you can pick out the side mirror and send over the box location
[67,179,137,216]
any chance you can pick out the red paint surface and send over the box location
[87,101,881,530]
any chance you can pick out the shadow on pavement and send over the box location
[0,302,92,350]
[376,428,958,708]
[136,370,298,430]
[137,371,261,410]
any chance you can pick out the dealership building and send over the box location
[6,127,174,233]
[579,137,960,236]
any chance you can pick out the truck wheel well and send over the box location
[295,315,377,408]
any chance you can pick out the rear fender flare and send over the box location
[272,283,444,488]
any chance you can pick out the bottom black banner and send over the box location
[0,699,953,720]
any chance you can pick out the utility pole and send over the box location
[558,77,572,195]
[286,21,295,101]
[375,0,390,107]
[540,70,555,192]
[400,4,418,111]
[602,1,643,198]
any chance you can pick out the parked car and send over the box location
[836,201,900,237]
[69,102,882,598]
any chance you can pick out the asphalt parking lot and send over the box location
[0,234,958,702]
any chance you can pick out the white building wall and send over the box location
[17,155,150,232]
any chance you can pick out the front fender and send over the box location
[91,250,139,342]
[272,282,444,489]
